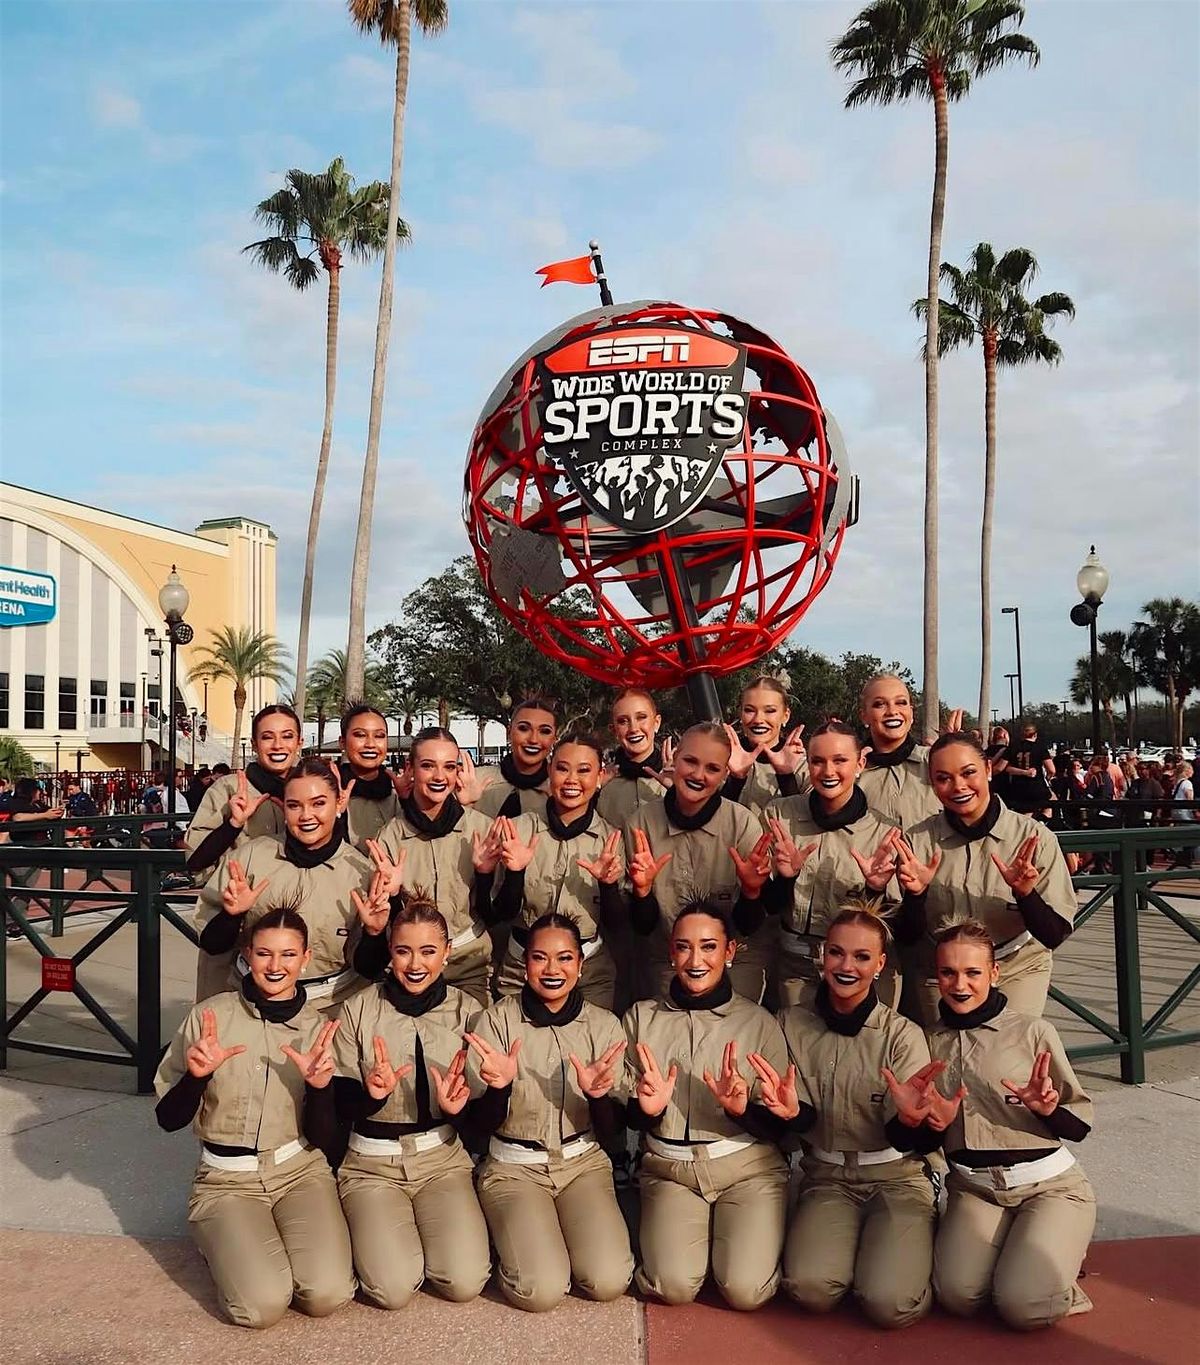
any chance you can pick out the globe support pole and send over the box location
[667,548,722,723]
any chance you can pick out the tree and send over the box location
[0,735,35,782]
[244,158,404,723]
[1130,598,1200,748]
[832,0,1040,738]
[303,647,392,751]
[915,243,1073,730]
[344,0,448,700]
[186,627,292,767]
[1069,638,1133,748]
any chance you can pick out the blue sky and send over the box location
[2,0,1197,715]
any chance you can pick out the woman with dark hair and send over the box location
[325,893,491,1309]
[723,674,808,819]
[338,704,403,847]
[186,704,303,880]
[195,757,374,1009]
[154,907,356,1329]
[923,919,1095,1330]
[882,734,1077,1024]
[475,697,558,819]
[489,734,626,1009]
[753,903,939,1328]
[360,727,503,1005]
[623,901,790,1311]
[467,912,634,1313]
[763,721,901,1008]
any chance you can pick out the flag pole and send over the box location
[588,239,614,308]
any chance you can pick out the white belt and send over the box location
[348,1124,454,1157]
[234,958,355,1001]
[201,1138,309,1172]
[779,926,821,960]
[488,1134,597,1165]
[450,920,487,951]
[507,929,603,961]
[807,1144,905,1167]
[644,1133,756,1163]
[952,1146,1075,1190]
[994,929,1033,961]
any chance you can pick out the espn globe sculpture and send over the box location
[464,299,856,715]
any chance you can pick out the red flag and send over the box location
[535,254,596,288]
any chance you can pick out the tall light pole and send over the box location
[1070,546,1109,756]
[991,708,999,726]
[1061,698,1069,736]
[190,708,198,768]
[1005,673,1019,723]
[158,566,193,817]
[140,671,148,771]
[1001,606,1023,720]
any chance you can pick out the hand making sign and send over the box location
[0,565,57,627]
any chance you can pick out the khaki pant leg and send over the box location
[477,1161,572,1313]
[494,946,524,1000]
[729,939,767,1004]
[579,944,616,1012]
[555,1150,634,1301]
[998,947,1052,1019]
[271,1157,356,1318]
[188,1179,294,1329]
[710,1152,788,1310]
[411,1167,492,1302]
[195,949,236,1004]
[991,1171,1096,1330]
[635,1158,712,1305]
[853,1179,935,1328]
[782,1179,862,1312]
[933,1182,1012,1317]
[445,936,492,1006]
[338,1157,425,1309]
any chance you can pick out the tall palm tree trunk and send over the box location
[294,250,342,723]
[232,684,247,768]
[977,332,997,731]
[346,2,411,699]
[921,73,948,737]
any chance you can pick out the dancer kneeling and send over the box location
[324,892,491,1309]
[624,901,790,1310]
[925,918,1096,1330]
[468,913,634,1313]
[154,908,355,1329]
[754,902,938,1328]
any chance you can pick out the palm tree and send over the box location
[915,243,1074,730]
[1130,599,1200,748]
[344,0,449,700]
[1069,642,1132,749]
[832,1,1040,737]
[244,158,405,724]
[186,627,292,767]
[1096,629,1143,745]
[304,647,392,750]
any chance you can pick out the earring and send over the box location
[873,972,881,980]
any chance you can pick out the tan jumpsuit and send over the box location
[332,983,490,1308]
[154,991,355,1329]
[468,993,634,1312]
[926,1007,1096,1329]
[779,998,936,1327]
[375,806,495,1004]
[624,797,771,1003]
[475,775,549,820]
[906,802,1077,1023]
[596,774,663,1010]
[195,837,373,1010]
[344,789,400,849]
[858,745,940,834]
[185,772,287,882]
[623,990,790,1310]
[491,808,623,1009]
[764,791,900,1008]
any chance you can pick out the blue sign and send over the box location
[0,565,57,627]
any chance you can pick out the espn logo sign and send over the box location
[587,333,692,366]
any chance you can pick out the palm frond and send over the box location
[285,256,321,290]
[243,236,307,276]
[1033,291,1076,319]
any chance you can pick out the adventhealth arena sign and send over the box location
[0,565,57,626]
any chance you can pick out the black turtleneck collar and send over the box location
[501,753,549,791]
[245,761,287,800]
[546,796,597,841]
[383,972,449,1017]
[809,785,868,832]
[521,982,584,1027]
[739,732,785,762]
[340,761,394,802]
[815,979,878,1036]
[665,787,722,831]
[400,793,464,838]
[945,793,1003,841]
[284,825,345,868]
[939,986,1008,1030]
[241,972,307,1024]
[668,971,734,1012]
[865,735,916,769]
[614,745,662,781]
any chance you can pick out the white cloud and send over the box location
[91,84,143,130]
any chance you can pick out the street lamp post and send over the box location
[74,749,85,776]
[140,671,149,771]
[1070,546,1109,756]
[158,566,193,817]
[1005,673,1019,723]
[241,739,248,768]
[54,734,61,794]
[990,708,999,726]
[190,708,198,768]
[1062,699,1069,737]
[1001,606,1023,720]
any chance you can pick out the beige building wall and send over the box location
[0,483,278,772]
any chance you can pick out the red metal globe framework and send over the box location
[464,300,854,693]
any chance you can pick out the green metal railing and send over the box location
[0,841,200,1092]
